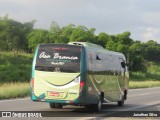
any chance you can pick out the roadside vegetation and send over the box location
[0,52,32,99]
[0,82,29,99]
[0,15,160,99]
[129,81,160,89]
[0,51,160,99]
[0,51,33,83]
[129,62,160,88]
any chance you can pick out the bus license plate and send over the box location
[48,92,59,97]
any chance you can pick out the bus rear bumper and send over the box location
[30,91,85,105]
[44,94,85,105]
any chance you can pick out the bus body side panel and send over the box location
[84,48,127,104]
[84,49,100,105]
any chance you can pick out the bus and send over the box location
[30,42,129,111]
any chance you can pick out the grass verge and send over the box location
[0,82,30,99]
[129,80,160,89]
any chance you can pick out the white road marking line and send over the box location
[157,105,160,111]
[0,98,30,103]
[103,101,160,112]
[129,93,151,97]
[129,87,160,91]
[128,92,160,98]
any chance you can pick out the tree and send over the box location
[0,19,28,55]
[0,15,35,54]
[144,40,160,62]
[58,24,75,43]
[27,29,49,52]
[98,32,112,48]
[89,28,96,35]
[106,40,117,51]
[116,31,133,45]
[129,43,146,71]
[49,21,61,43]
[1,15,160,73]
[50,21,60,34]
[0,17,9,50]
[70,25,94,42]
[116,44,129,55]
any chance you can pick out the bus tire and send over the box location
[55,103,63,109]
[124,90,127,100]
[94,95,103,112]
[49,103,55,108]
[118,96,124,107]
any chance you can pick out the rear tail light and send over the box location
[80,81,85,92]
[31,78,34,91]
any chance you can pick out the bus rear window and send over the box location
[35,44,81,73]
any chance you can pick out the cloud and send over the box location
[141,27,159,42]
[143,12,160,26]
[0,0,160,43]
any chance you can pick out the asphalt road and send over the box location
[0,87,160,119]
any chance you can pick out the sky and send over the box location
[0,0,160,43]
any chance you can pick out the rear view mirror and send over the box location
[121,62,125,68]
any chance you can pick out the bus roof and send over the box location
[68,42,103,49]
[68,42,125,58]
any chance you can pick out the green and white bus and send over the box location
[30,42,129,111]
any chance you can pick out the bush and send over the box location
[0,51,33,83]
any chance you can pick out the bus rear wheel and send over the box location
[49,103,63,109]
[118,96,124,106]
[94,95,103,112]
[55,103,63,108]
[86,96,103,112]
[49,103,55,108]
